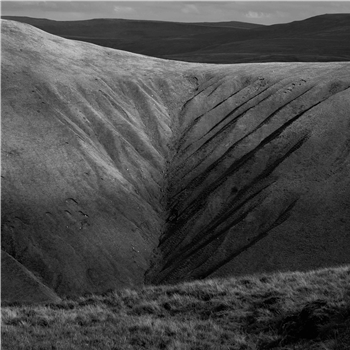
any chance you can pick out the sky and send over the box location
[1,1,350,25]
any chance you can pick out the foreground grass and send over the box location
[2,266,350,350]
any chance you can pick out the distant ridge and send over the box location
[188,20,265,29]
[2,14,350,63]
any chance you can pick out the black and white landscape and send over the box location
[1,7,350,349]
[2,14,350,299]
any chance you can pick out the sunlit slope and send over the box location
[1,19,192,298]
[2,20,350,302]
[146,63,350,284]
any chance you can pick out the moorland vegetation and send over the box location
[2,266,350,349]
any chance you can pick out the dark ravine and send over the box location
[2,20,350,303]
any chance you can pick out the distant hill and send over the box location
[0,16,256,58]
[171,13,350,63]
[190,20,265,29]
[3,14,350,63]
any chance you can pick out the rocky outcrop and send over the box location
[2,20,350,302]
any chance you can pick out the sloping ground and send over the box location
[1,20,350,302]
[2,14,350,63]
[1,19,192,299]
[1,250,61,304]
[146,64,350,285]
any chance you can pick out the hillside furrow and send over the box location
[146,73,350,285]
[155,133,310,276]
[168,103,319,224]
[170,84,350,216]
[199,198,299,279]
[182,88,314,186]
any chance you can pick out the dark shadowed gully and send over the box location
[1,19,350,303]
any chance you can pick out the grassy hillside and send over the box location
[2,265,350,349]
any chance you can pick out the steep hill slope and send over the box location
[2,20,350,302]
[2,14,350,63]
[146,63,350,284]
[1,19,193,299]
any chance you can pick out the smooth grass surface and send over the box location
[2,266,350,350]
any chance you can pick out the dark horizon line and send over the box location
[3,12,349,27]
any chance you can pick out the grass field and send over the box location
[2,265,350,349]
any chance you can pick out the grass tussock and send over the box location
[2,265,350,349]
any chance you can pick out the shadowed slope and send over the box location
[1,250,61,304]
[2,20,350,302]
